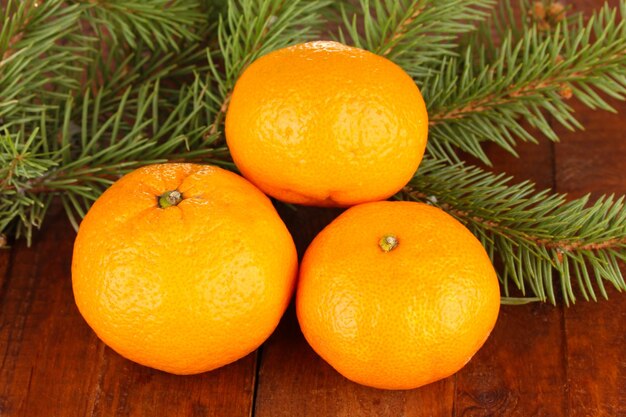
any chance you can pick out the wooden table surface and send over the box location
[1,100,624,417]
[2,5,626,417]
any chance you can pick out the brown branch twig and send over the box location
[0,1,37,68]
[403,188,626,253]
[0,157,21,190]
[381,4,425,57]
[1,169,118,195]
[428,49,626,126]
[428,78,567,125]
[207,92,231,137]
[1,146,232,195]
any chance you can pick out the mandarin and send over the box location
[72,163,297,374]
[225,40,428,207]
[296,201,500,389]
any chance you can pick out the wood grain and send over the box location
[563,292,626,417]
[0,210,103,417]
[89,350,256,417]
[555,3,626,415]
[554,98,626,417]
[554,99,626,200]
[455,303,567,417]
[567,2,624,415]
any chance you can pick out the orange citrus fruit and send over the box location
[72,163,298,374]
[296,201,500,390]
[225,40,428,207]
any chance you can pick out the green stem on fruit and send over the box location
[379,234,398,253]
[158,190,183,208]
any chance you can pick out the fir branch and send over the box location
[0,77,228,242]
[71,5,220,144]
[207,0,331,135]
[0,0,87,126]
[75,0,208,52]
[78,41,217,126]
[400,158,626,305]
[73,0,217,115]
[338,0,494,79]
[1,127,58,244]
[424,0,626,164]
[0,0,625,310]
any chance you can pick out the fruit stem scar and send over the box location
[158,190,183,208]
[379,234,398,252]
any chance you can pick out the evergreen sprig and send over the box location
[424,1,626,164]
[208,0,329,135]
[1,0,625,305]
[77,0,207,52]
[1,77,226,241]
[400,158,626,305]
[337,0,495,80]
[0,0,87,127]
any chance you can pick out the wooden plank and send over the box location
[455,303,567,417]
[554,100,626,200]
[454,138,568,417]
[0,209,257,417]
[0,210,103,417]
[0,228,13,412]
[461,139,556,190]
[453,2,624,412]
[554,97,626,417]
[554,5,626,414]
[563,292,626,417]
[90,351,256,417]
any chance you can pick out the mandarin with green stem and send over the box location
[297,201,501,389]
[72,163,298,374]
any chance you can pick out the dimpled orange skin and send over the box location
[225,41,428,207]
[72,163,298,375]
[296,201,501,390]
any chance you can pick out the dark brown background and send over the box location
[1,1,626,415]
